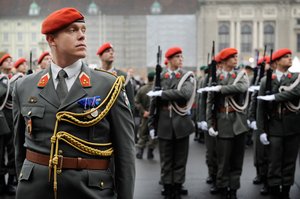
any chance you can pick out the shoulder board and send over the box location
[94,68,118,77]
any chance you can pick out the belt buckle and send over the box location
[57,150,63,174]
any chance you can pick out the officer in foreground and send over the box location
[13,7,135,199]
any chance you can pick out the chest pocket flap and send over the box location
[21,105,45,118]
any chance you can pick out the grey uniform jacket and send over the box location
[13,64,135,199]
[149,69,194,140]
[206,71,249,138]
[257,73,300,136]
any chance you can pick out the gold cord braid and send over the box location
[48,76,124,199]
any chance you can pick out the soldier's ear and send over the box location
[46,34,55,47]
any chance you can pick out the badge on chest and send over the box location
[78,96,101,119]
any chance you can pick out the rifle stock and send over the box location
[264,49,273,134]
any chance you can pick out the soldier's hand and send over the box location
[204,85,222,92]
[208,127,218,137]
[147,90,163,97]
[248,85,260,92]
[197,122,202,129]
[250,121,257,130]
[257,95,275,101]
[149,129,157,139]
[200,121,208,131]
[260,133,270,145]
[197,88,205,93]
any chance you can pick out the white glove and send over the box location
[260,133,270,145]
[208,127,218,137]
[200,121,208,131]
[247,120,251,128]
[197,122,202,129]
[149,129,157,139]
[147,90,163,97]
[197,88,205,93]
[248,85,260,92]
[250,121,257,130]
[257,95,275,101]
[204,85,222,92]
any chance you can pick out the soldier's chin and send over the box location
[77,52,87,59]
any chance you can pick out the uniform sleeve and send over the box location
[206,79,214,128]
[247,91,258,122]
[110,90,135,199]
[125,81,135,112]
[274,80,300,101]
[161,77,194,101]
[220,75,249,95]
[12,79,26,177]
[134,88,146,115]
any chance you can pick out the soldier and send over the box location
[97,42,135,114]
[13,8,135,199]
[135,71,157,159]
[148,46,196,199]
[206,48,249,199]
[248,56,270,196]
[0,53,17,195]
[197,53,223,194]
[257,48,300,199]
[14,58,28,75]
[38,51,51,70]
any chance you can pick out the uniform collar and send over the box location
[51,60,82,79]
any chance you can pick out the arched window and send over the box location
[218,22,230,51]
[264,23,275,50]
[241,23,252,53]
[88,2,99,15]
[29,2,40,16]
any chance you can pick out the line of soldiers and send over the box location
[196,47,300,199]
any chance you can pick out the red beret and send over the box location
[41,8,84,34]
[38,52,50,64]
[214,53,221,63]
[14,58,26,69]
[165,47,182,59]
[0,53,12,66]
[97,42,113,55]
[272,48,292,61]
[219,48,238,61]
[257,56,270,65]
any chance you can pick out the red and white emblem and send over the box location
[37,73,50,88]
[79,72,91,87]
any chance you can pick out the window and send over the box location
[18,48,23,57]
[17,32,23,42]
[29,2,40,16]
[264,22,275,50]
[241,23,252,53]
[3,32,9,42]
[218,22,230,51]
[31,32,37,42]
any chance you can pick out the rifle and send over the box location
[148,46,162,135]
[264,49,273,134]
[251,49,259,86]
[209,41,218,130]
[256,45,267,85]
[27,50,33,74]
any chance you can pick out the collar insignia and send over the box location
[79,72,91,87]
[37,73,50,88]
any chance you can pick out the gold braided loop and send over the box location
[56,131,113,156]
[48,76,125,199]
[56,76,124,126]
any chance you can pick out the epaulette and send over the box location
[94,68,118,77]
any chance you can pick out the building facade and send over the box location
[197,0,300,66]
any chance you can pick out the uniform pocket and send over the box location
[87,170,114,190]
[21,105,45,118]
[19,162,34,181]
